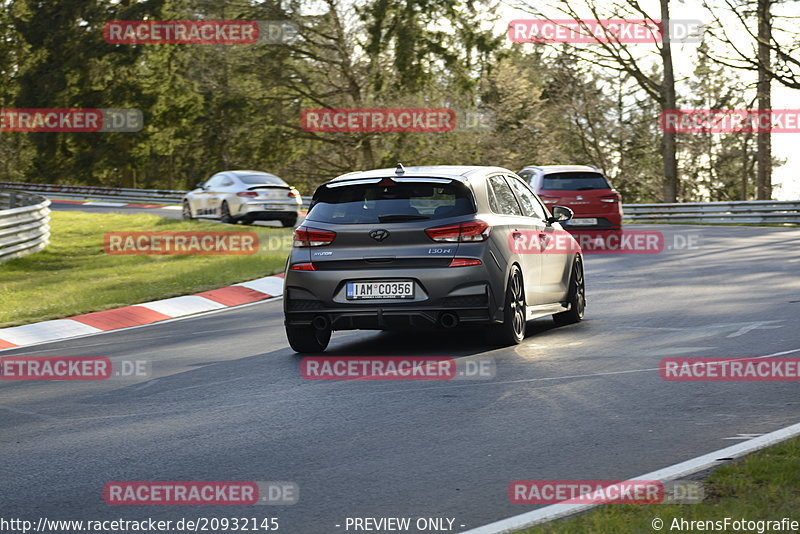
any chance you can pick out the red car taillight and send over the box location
[539,196,559,204]
[449,258,482,267]
[425,220,490,242]
[237,191,259,197]
[290,262,317,271]
[293,226,336,247]
[288,189,299,198]
[600,193,621,203]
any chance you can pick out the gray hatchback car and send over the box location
[283,164,585,353]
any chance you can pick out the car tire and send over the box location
[553,256,585,326]
[490,265,526,346]
[285,324,331,353]
[220,201,234,224]
[182,201,193,220]
[281,214,298,228]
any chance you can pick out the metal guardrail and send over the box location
[622,200,800,224]
[0,181,313,209]
[0,181,185,205]
[0,190,51,263]
[2,182,797,223]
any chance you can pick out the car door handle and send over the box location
[539,233,550,249]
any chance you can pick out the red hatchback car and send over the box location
[518,165,623,230]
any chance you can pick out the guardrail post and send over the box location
[9,192,17,209]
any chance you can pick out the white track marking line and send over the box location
[460,420,800,534]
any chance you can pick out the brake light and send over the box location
[237,191,258,197]
[600,193,620,203]
[425,220,490,242]
[290,262,317,271]
[288,189,299,198]
[449,258,482,267]
[539,196,559,204]
[293,226,336,247]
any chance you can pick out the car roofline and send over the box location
[520,164,603,174]
[324,165,515,186]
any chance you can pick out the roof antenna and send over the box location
[395,163,405,175]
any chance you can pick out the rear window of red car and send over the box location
[541,172,610,191]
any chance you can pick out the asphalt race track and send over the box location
[2,223,799,532]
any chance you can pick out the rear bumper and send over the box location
[285,304,494,330]
[283,265,502,330]
[564,213,622,229]
[240,210,299,221]
[237,201,300,218]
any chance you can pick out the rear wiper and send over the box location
[378,214,430,222]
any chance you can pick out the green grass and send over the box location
[0,211,291,328]
[517,437,800,533]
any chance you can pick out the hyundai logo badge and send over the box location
[369,229,390,242]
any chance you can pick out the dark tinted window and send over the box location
[487,175,522,216]
[541,172,610,191]
[507,176,547,219]
[307,182,474,224]
[239,174,286,185]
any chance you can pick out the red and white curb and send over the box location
[0,274,285,350]
[51,199,181,209]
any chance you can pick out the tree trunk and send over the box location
[660,0,678,202]
[756,0,772,200]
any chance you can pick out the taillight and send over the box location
[600,193,620,203]
[288,189,299,198]
[293,226,336,247]
[290,262,317,271]
[449,258,482,267]
[237,191,259,197]
[425,220,490,242]
[540,196,559,204]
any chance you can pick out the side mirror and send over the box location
[546,205,573,225]
[196,182,206,190]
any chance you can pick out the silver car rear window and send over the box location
[239,174,286,186]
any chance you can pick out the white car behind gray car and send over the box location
[183,170,302,227]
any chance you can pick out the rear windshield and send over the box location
[239,174,286,186]
[307,181,475,224]
[541,172,610,191]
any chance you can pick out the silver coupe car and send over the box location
[183,170,302,227]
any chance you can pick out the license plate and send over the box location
[346,280,415,300]
[567,218,598,226]
[264,204,287,210]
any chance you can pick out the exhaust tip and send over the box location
[312,315,329,330]
[440,312,459,329]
